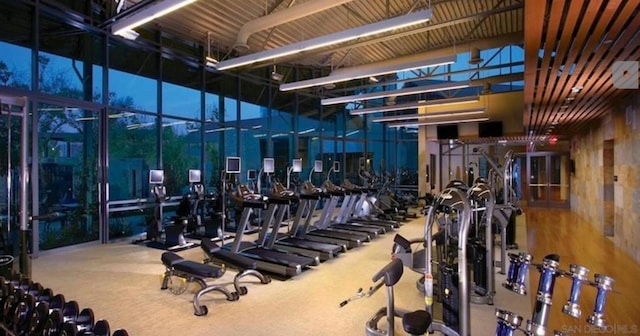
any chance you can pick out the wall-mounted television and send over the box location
[292,159,302,173]
[437,124,459,140]
[333,161,340,173]
[313,160,323,173]
[263,158,275,173]
[188,169,201,183]
[149,169,164,184]
[478,121,503,137]
[226,157,241,174]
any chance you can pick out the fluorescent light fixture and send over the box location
[322,81,470,105]
[251,125,262,129]
[386,117,489,128]
[116,29,140,40]
[372,108,486,122]
[214,9,433,71]
[112,0,199,36]
[350,95,480,116]
[75,117,96,122]
[205,127,234,133]
[299,128,316,135]
[281,54,455,91]
[205,56,219,67]
[346,130,360,137]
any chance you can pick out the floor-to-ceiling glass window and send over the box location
[36,102,99,250]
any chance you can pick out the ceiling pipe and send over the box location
[235,0,358,52]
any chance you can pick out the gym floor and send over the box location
[30,209,639,335]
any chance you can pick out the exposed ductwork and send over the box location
[235,0,358,52]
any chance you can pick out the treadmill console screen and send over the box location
[292,159,302,173]
[226,157,241,174]
[149,170,164,184]
[188,169,201,183]
[263,158,275,173]
[247,169,257,180]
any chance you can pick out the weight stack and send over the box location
[439,264,459,332]
[506,211,518,248]
[471,240,488,296]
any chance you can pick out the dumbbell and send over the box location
[495,308,523,336]
[562,264,589,318]
[535,256,560,305]
[27,301,50,335]
[49,294,67,311]
[43,309,64,336]
[60,308,95,335]
[587,274,614,328]
[61,300,80,323]
[20,284,54,335]
[12,292,36,333]
[3,287,26,325]
[112,329,129,336]
[503,252,532,295]
[89,319,111,336]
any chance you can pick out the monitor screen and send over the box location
[188,169,201,183]
[226,157,241,174]
[313,160,323,173]
[149,169,164,184]
[263,158,275,173]
[292,159,302,173]
[333,161,340,173]
[247,169,257,180]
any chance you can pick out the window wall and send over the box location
[0,0,424,252]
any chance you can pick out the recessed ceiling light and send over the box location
[559,105,569,109]
[571,86,583,93]
[565,97,575,101]
[552,121,558,125]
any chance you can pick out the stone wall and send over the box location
[571,97,640,263]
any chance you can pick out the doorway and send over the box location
[526,152,571,207]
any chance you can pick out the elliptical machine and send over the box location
[142,169,193,251]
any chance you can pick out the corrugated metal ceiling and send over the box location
[118,0,523,68]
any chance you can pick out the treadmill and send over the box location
[222,156,317,278]
[318,179,386,237]
[339,179,400,231]
[259,182,344,262]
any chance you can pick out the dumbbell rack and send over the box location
[0,273,129,336]
[495,253,614,336]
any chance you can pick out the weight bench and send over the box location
[160,252,239,316]
[200,239,271,295]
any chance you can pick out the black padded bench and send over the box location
[160,252,239,316]
[200,239,271,294]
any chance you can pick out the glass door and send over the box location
[527,152,570,207]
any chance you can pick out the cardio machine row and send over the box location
[223,157,403,279]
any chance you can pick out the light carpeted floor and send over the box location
[31,213,531,335]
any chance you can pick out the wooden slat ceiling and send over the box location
[120,0,523,68]
[524,0,640,138]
